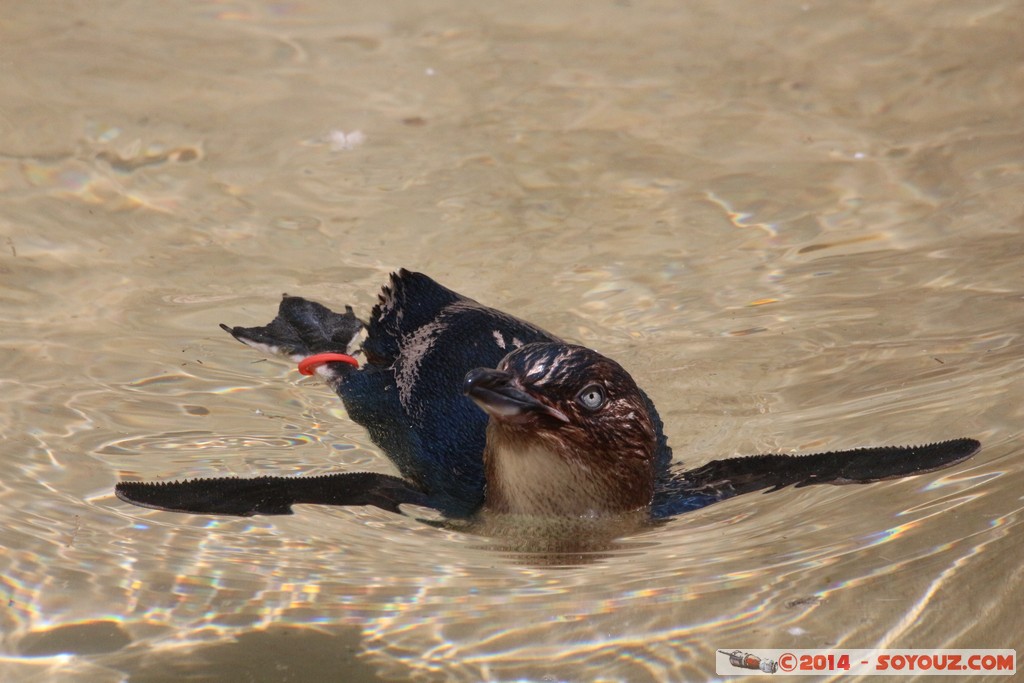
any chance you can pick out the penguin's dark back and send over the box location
[338,271,559,515]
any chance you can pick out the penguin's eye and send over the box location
[575,384,606,411]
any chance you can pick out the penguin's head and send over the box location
[463,342,657,516]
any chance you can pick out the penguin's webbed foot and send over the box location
[220,296,363,360]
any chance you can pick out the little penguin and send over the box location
[116,270,980,522]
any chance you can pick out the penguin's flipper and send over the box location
[220,296,364,360]
[652,437,980,518]
[115,472,431,516]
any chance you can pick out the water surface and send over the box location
[2,1,1022,680]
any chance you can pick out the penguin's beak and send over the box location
[463,368,570,423]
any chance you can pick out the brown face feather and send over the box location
[466,343,657,516]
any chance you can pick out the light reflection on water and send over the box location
[2,0,1023,680]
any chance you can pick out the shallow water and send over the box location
[2,1,1023,680]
